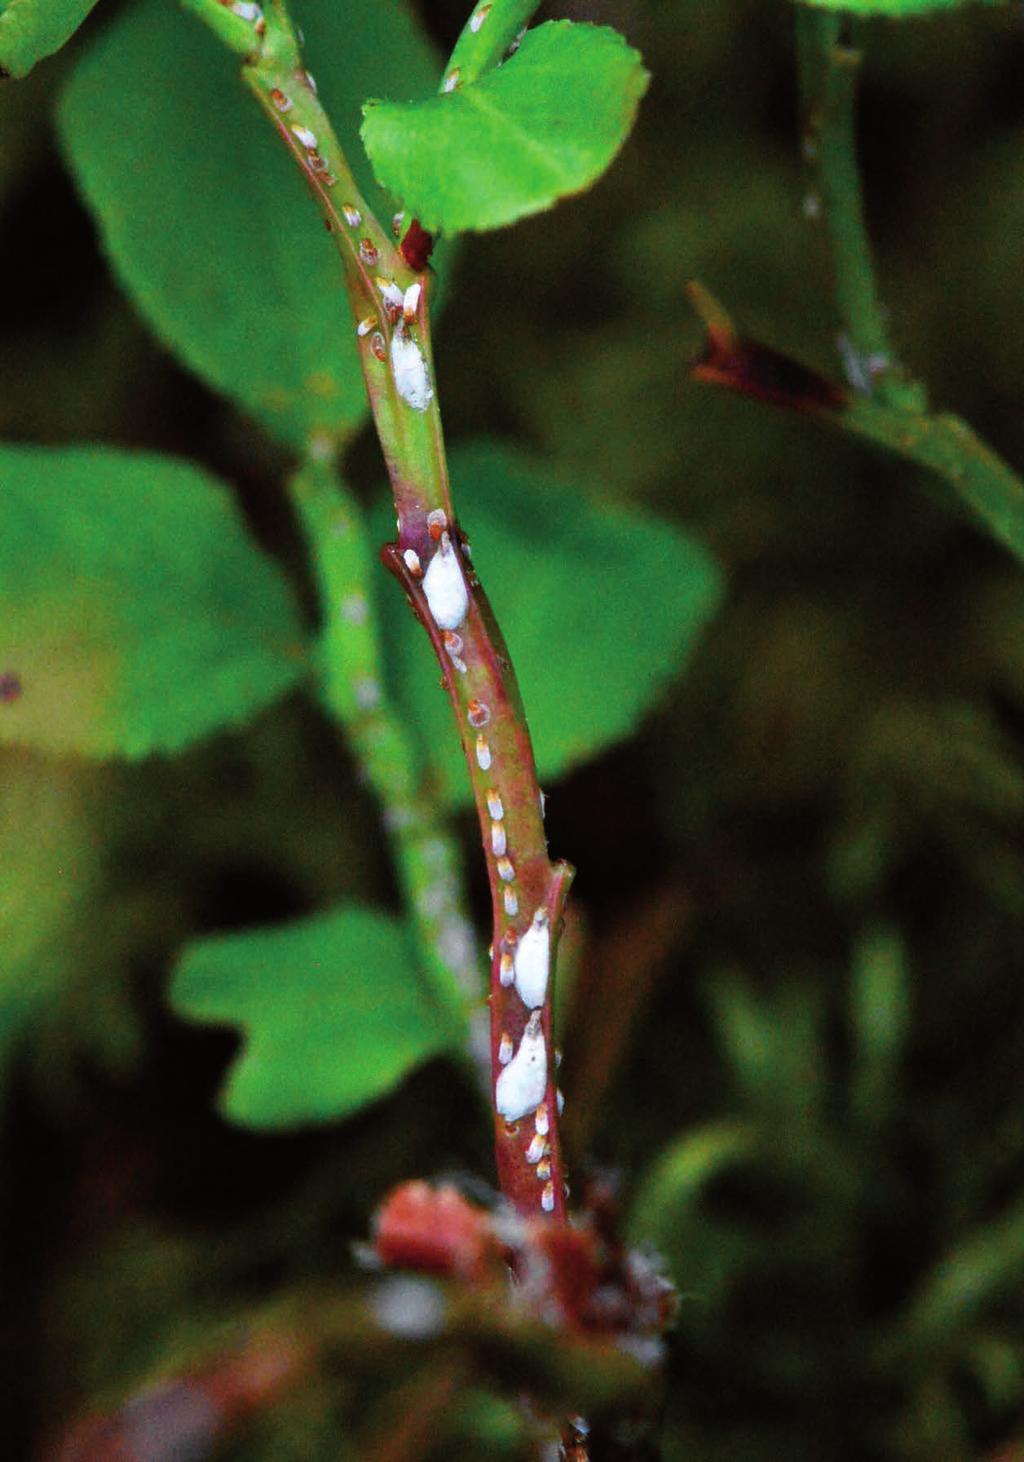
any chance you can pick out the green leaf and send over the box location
[361,21,649,233]
[0,0,99,77]
[903,1195,1024,1347]
[710,974,826,1127]
[0,752,100,1077]
[170,905,462,1128]
[794,0,1004,12]
[0,444,305,758]
[58,0,443,449]
[629,1121,753,1246]
[848,921,910,1128]
[374,441,724,805]
[627,1121,754,1300]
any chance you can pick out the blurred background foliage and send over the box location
[3,0,1024,1457]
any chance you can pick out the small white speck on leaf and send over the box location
[355,677,381,709]
[340,594,368,624]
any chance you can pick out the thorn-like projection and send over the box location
[422,532,468,629]
[513,909,550,1010]
[494,1011,547,1123]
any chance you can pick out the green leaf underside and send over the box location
[57,0,442,449]
[361,21,649,233]
[170,905,460,1128]
[374,441,725,806]
[795,0,1004,13]
[0,444,305,758]
[0,0,99,77]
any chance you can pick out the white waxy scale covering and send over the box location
[390,330,433,412]
[422,534,467,629]
[494,1013,547,1123]
[513,910,550,1009]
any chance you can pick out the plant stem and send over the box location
[796,10,925,412]
[287,447,485,1057]
[688,282,1024,566]
[442,0,541,91]
[184,0,574,1221]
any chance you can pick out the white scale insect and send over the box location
[422,533,468,630]
[494,1010,547,1123]
[390,329,433,412]
[387,283,432,412]
[512,908,550,1009]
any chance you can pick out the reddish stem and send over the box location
[383,530,574,1220]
